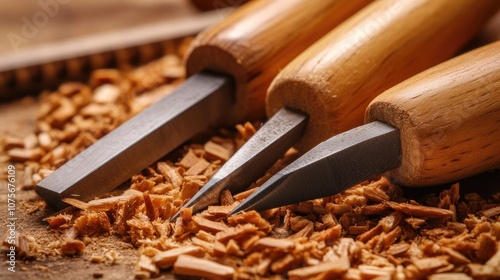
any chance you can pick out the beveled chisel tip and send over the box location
[35,182,70,211]
[170,211,181,222]
[228,173,286,216]
[229,121,402,214]
[171,107,308,220]
[170,179,222,221]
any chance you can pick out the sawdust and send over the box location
[1,40,500,280]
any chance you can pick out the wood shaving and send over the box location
[288,259,350,280]
[152,245,204,269]
[204,140,232,162]
[173,254,235,279]
[135,255,159,278]
[60,238,85,256]
[3,233,39,259]
[384,201,455,218]
[192,215,230,233]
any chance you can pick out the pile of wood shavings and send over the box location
[1,50,187,189]
[2,53,500,280]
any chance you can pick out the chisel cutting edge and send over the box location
[230,41,500,214]
[35,0,372,210]
[174,0,500,219]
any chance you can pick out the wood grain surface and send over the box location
[185,0,372,123]
[266,0,500,151]
[367,41,500,186]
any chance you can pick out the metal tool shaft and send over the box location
[230,121,401,214]
[36,72,233,210]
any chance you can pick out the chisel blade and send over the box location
[230,121,401,214]
[35,72,233,210]
[171,107,308,220]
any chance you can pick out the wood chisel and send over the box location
[35,0,372,210]
[230,41,500,214]
[174,0,500,219]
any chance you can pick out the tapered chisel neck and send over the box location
[230,121,401,214]
[36,72,234,210]
[171,107,308,220]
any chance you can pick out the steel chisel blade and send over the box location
[36,72,233,210]
[171,107,308,220]
[230,121,402,214]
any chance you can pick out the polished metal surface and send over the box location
[171,107,308,220]
[230,121,402,214]
[36,72,233,210]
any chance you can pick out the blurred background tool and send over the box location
[231,41,500,213]
[175,0,500,218]
[0,0,241,101]
[34,0,372,210]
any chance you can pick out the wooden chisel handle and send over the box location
[185,0,372,123]
[266,0,500,151]
[366,41,500,186]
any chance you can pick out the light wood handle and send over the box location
[185,0,372,123]
[366,41,500,186]
[266,0,500,151]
